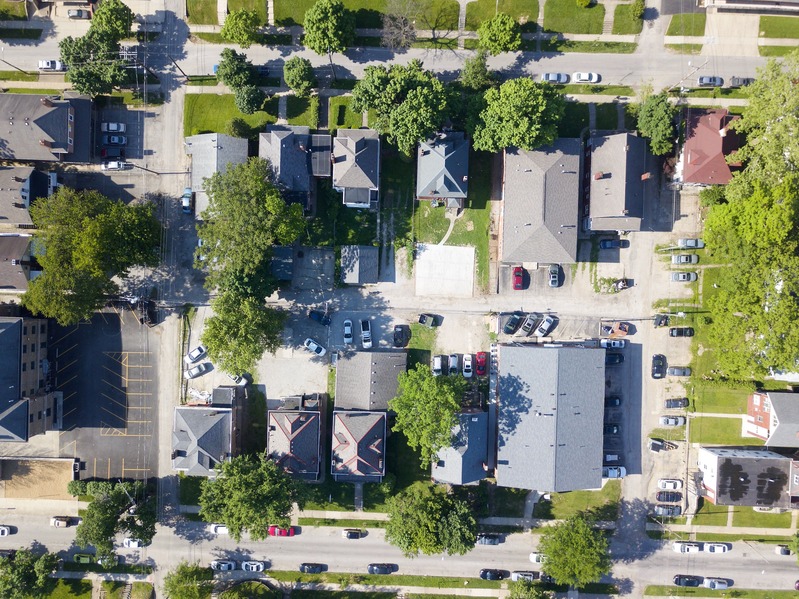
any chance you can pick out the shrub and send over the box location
[631,0,645,20]
[67,480,88,497]
[576,0,591,8]
[225,117,251,138]
[234,85,265,114]
[86,481,114,498]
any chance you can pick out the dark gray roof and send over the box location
[185,134,249,217]
[211,386,236,408]
[0,93,91,163]
[335,350,407,411]
[0,234,32,291]
[270,246,294,280]
[340,245,379,285]
[765,392,799,447]
[501,141,581,265]
[432,411,489,485]
[416,132,469,201]
[0,318,25,442]
[589,133,648,232]
[701,447,791,508]
[0,167,34,226]
[496,345,605,492]
[311,134,332,177]
[267,410,321,480]
[331,411,386,480]
[172,406,232,477]
[332,130,380,206]
[259,125,313,193]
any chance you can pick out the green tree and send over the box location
[385,486,476,557]
[221,9,261,48]
[225,117,252,139]
[59,30,128,96]
[478,13,521,55]
[538,515,612,587]
[460,49,495,91]
[303,0,355,77]
[636,92,676,155]
[199,454,306,542]
[0,549,58,599]
[163,562,214,599]
[235,84,265,114]
[630,0,645,19]
[216,48,255,89]
[509,581,553,599]
[91,0,134,41]
[787,532,799,557]
[473,77,565,152]
[389,363,466,467]
[283,56,316,97]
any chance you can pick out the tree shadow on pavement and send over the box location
[610,497,662,564]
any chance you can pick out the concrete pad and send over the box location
[0,459,75,500]
[702,13,760,57]
[414,243,475,297]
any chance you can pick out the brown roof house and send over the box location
[332,129,380,209]
[680,109,741,186]
[267,394,322,481]
[744,391,799,447]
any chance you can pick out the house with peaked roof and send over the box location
[0,93,92,163]
[185,133,249,219]
[697,446,791,508]
[588,133,650,232]
[496,344,605,492]
[268,399,321,481]
[0,234,37,293]
[332,129,380,209]
[331,411,386,482]
[258,125,332,214]
[340,245,379,285]
[680,108,741,185]
[744,391,799,446]
[416,132,469,209]
[335,350,406,411]
[432,411,489,486]
[501,141,581,265]
[0,166,48,230]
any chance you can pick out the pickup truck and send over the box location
[101,122,126,133]
[38,60,65,71]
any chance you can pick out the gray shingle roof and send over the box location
[185,134,249,217]
[0,167,34,226]
[267,410,321,480]
[765,392,799,447]
[0,235,32,291]
[259,125,313,193]
[0,318,25,443]
[340,245,379,285]
[416,132,469,202]
[335,350,406,411]
[432,411,489,485]
[501,141,581,265]
[589,133,648,232]
[332,130,380,206]
[172,406,232,477]
[331,411,386,480]
[496,345,605,492]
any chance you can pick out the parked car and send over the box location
[0,550,16,560]
[677,238,705,249]
[600,339,626,349]
[299,563,324,573]
[342,528,363,539]
[672,254,699,264]
[184,362,211,379]
[652,354,666,379]
[432,355,443,376]
[123,537,144,548]
[535,315,556,338]
[512,571,539,582]
[658,479,683,490]
[360,319,372,349]
[74,554,94,564]
[599,239,628,249]
[703,578,729,590]
[672,272,698,282]
[604,396,621,407]
[776,545,793,556]
[669,327,694,337]
[211,524,228,535]
[393,325,409,347]
[656,505,682,517]
[658,491,683,503]
[698,75,723,87]
[729,76,754,88]
[603,423,620,435]
[448,354,459,375]
[181,188,193,214]
[101,161,129,171]
[529,552,545,564]
[476,533,501,545]
[475,352,487,376]
[226,372,246,386]
[303,338,326,356]
[572,72,600,83]
[184,345,207,364]
[654,314,670,328]
[602,466,626,478]
[242,561,265,572]
[102,135,127,146]
[368,563,393,575]
[705,543,730,554]
[605,352,624,365]
[673,542,700,554]
[308,310,331,326]
[504,312,523,335]
[667,366,691,376]
[512,266,524,290]
[38,60,65,71]
[673,575,702,587]
[548,264,560,288]
[541,73,568,84]
[211,560,236,571]
[100,122,126,133]
[659,415,686,427]
[418,313,438,328]
[100,147,125,159]
[521,313,538,335]
[51,517,71,528]
[67,8,90,18]
[268,525,295,537]
[343,319,353,345]
[480,569,506,580]
[462,354,473,378]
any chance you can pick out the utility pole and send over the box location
[0,47,29,75]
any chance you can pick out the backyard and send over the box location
[558,101,590,138]
[688,416,764,446]
[543,0,604,34]
[612,3,643,34]
[183,94,279,136]
[286,95,319,129]
[465,0,539,31]
[302,180,377,247]
[328,96,364,133]
[759,15,799,38]
[535,480,621,520]
[228,0,269,24]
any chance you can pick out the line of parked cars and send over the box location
[511,265,560,289]
[503,312,556,338]
[432,352,487,377]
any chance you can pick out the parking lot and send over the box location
[96,104,146,162]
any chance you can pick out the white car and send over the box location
[0,526,9,536]
[672,542,701,554]
[529,551,545,563]
[241,561,264,572]
[705,543,730,554]
[703,578,729,590]
[462,354,473,378]
[122,538,142,548]
[541,73,568,84]
[211,524,228,535]
[38,60,65,71]
[677,238,705,249]
[100,122,126,133]
[572,72,600,83]
[659,416,686,427]
[101,161,129,171]
[535,315,556,338]
[343,319,353,345]
[184,362,211,380]
[211,560,236,571]
[184,345,207,364]
[658,479,683,490]
[601,466,626,478]
[303,338,327,356]
[600,339,626,349]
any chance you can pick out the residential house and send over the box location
[0,234,37,293]
[332,129,380,209]
[0,317,62,443]
[267,394,322,481]
[432,411,489,486]
[496,344,605,492]
[501,141,582,266]
[0,93,92,163]
[184,133,248,218]
[680,108,741,185]
[0,166,48,231]
[331,411,386,482]
[259,125,332,214]
[697,446,791,508]
[335,350,406,411]
[744,391,799,446]
[340,245,379,285]
[416,132,469,209]
[587,133,650,232]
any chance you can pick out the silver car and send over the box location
[671,254,699,264]
[659,415,686,427]
[535,315,555,338]
[667,366,692,377]
[541,73,568,84]
[672,272,697,282]
[343,319,353,345]
[184,362,211,379]
[677,238,705,249]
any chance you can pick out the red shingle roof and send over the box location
[682,108,741,185]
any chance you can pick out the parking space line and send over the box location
[101,424,127,436]
[101,392,128,409]
[101,377,127,394]
[125,420,152,424]
[124,378,152,382]
[58,343,78,357]
[126,405,153,409]
[99,312,109,325]
[125,392,152,396]
[58,359,78,373]
[100,405,125,422]
[63,391,77,402]
[59,423,78,433]
[52,327,79,346]
[57,374,77,388]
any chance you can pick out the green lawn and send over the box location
[286,95,319,128]
[183,93,279,136]
[562,84,635,96]
[228,0,268,25]
[30,580,93,599]
[646,587,798,599]
[275,0,386,27]
[406,322,438,369]
[379,150,415,272]
[243,387,268,454]
[558,101,589,138]
[665,43,703,54]
[220,581,281,599]
[268,570,502,589]
[412,37,459,49]
[759,15,799,38]
[102,582,153,599]
[415,0,460,31]
[178,474,204,505]
[691,498,729,526]
[666,13,706,36]
[0,27,41,38]
[543,479,621,520]
[298,517,386,528]
[354,36,383,46]
[414,203,450,244]
[594,102,620,130]
[291,593,395,599]
[612,3,643,34]
[0,0,27,20]
[760,45,798,56]
[187,0,218,24]
[302,179,377,246]
[492,486,528,518]
[694,532,792,543]
[540,39,636,52]
[731,507,792,529]
[543,0,604,34]
[465,0,539,32]
[689,416,763,446]
[0,70,38,82]
[328,96,363,133]
[648,426,686,442]
[691,386,749,414]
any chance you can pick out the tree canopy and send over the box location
[636,92,676,156]
[384,486,476,557]
[381,0,418,49]
[22,187,160,325]
[460,49,496,91]
[537,515,612,587]
[478,13,522,55]
[234,84,266,114]
[388,363,466,467]
[216,48,255,89]
[199,454,306,541]
[283,57,316,97]
[0,549,59,599]
[163,562,214,599]
[509,581,553,599]
[473,77,565,152]
[352,60,448,156]
[221,9,261,48]
[90,0,134,41]
[303,0,355,57]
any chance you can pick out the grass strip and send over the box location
[612,3,643,35]
[541,39,636,53]
[298,517,386,528]
[0,27,41,39]
[759,45,798,56]
[187,0,218,24]
[561,83,635,95]
[646,587,798,598]
[268,570,502,589]
[543,0,604,34]
[665,43,702,54]
[758,15,799,38]
[666,13,706,36]
[0,70,38,82]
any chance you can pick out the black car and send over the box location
[652,354,666,379]
[540,574,555,585]
[729,76,754,88]
[479,569,505,581]
[669,327,694,337]
[367,563,393,575]
[656,491,683,503]
[503,312,523,335]
[664,397,689,409]
[604,396,622,407]
[308,310,331,326]
[393,325,410,347]
[654,314,670,328]
[603,423,620,435]
[674,575,703,587]
[599,239,629,249]
[418,313,438,328]
[299,563,324,574]
[605,352,624,365]
[476,533,501,545]
[655,504,682,516]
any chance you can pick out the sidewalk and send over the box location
[645,521,797,536]
[272,580,508,597]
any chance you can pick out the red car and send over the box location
[512,266,524,290]
[475,352,487,377]
[268,525,295,537]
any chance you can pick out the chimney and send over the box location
[39,140,53,148]
[594,172,604,180]
[40,97,54,108]
[641,172,651,181]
